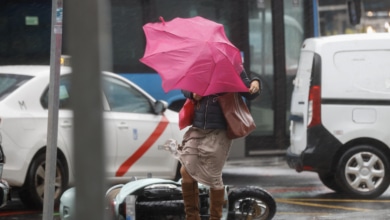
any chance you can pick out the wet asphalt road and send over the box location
[2,156,390,219]
[223,157,390,219]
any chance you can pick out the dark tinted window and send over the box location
[41,75,71,109]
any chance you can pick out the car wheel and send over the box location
[318,172,343,193]
[19,153,67,209]
[336,145,390,198]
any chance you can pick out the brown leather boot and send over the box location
[209,188,225,220]
[182,182,201,220]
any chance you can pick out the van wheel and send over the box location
[318,172,343,193]
[19,153,67,209]
[336,145,390,198]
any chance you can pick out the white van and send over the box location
[287,33,390,198]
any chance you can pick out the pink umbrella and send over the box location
[139,16,248,96]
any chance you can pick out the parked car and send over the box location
[0,65,185,208]
[287,33,390,198]
[0,133,10,208]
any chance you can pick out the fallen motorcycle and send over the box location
[60,176,276,220]
[60,139,276,219]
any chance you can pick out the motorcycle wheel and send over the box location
[228,186,276,220]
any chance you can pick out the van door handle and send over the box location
[298,101,305,105]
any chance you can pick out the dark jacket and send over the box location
[182,70,261,130]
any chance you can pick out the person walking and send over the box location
[178,70,261,220]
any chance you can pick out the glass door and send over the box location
[246,0,304,155]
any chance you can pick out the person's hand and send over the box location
[193,93,202,101]
[249,80,260,94]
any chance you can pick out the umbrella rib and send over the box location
[159,29,207,42]
[175,41,213,95]
[143,31,205,56]
[213,42,240,61]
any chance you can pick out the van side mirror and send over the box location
[347,0,361,25]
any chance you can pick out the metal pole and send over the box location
[64,0,112,219]
[271,0,287,149]
[42,0,62,219]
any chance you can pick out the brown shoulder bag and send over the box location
[218,93,256,139]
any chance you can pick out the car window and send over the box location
[102,75,153,114]
[0,74,32,101]
[41,75,72,109]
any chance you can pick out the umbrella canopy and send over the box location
[140,16,248,96]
